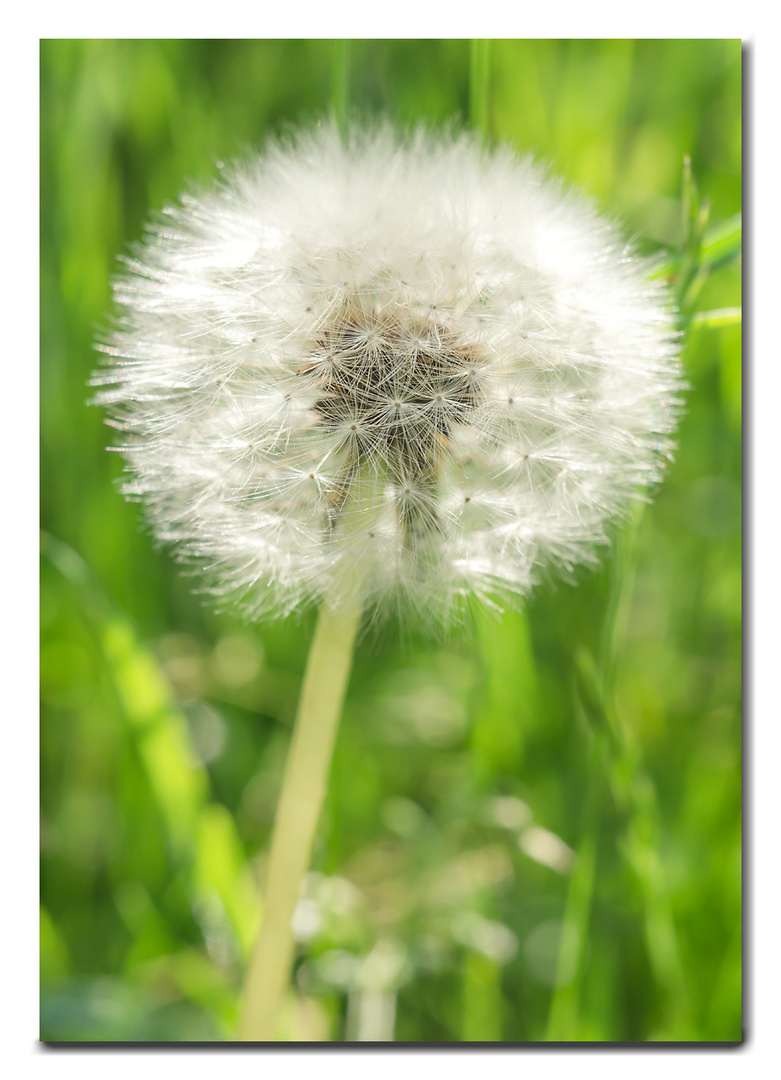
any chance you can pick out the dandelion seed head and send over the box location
[94,124,682,628]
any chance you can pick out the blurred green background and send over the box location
[40,39,741,1042]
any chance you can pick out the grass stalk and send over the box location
[332,40,350,137]
[547,508,689,1039]
[544,517,642,1040]
[470,40,491,139]
[545,734,601,1040]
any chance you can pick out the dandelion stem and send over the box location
[469,40,491,139]
[237,568,364,1041]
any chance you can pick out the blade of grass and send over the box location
[544,731,601,1041]
[41,532,256,957]
[546,503,690,1039]
[648,213,742,283]
[42,532,207,856]
[332,40,350,137]
[470,40,491,140]
[595,524,690,1034]
[691,306,742,328]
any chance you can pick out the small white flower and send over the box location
[94,124,682,626]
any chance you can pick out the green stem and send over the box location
[470,40,491,139]
[546,508,643,1040]
[545,732,601,1040]
[690,306,741,328]
[237,574,363,1041]
[648,213,742,286]
[548,510,688,1039]
[332,39,350,137]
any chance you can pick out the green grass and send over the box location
[40,39,741,1043]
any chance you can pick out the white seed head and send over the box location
[94,124,682,627]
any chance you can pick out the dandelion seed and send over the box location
[94,124,681,628]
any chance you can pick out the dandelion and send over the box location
[93,123,682,1040]
[94,124,681,630]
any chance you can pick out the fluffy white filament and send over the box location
[94,124,682,627]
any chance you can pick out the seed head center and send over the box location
[299,306,486,538]
[305,308,482,466]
